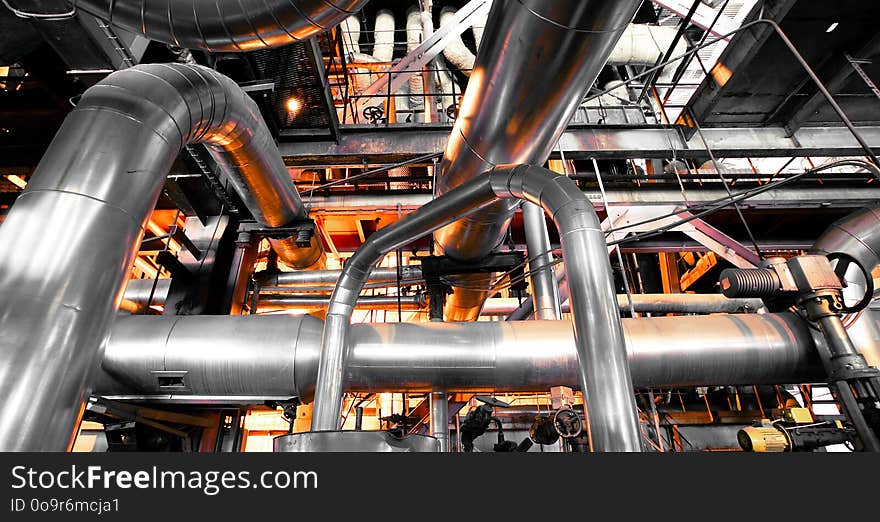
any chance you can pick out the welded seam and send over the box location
[237,0,270,48]
[261,0,298,41]
[515,0,632,34]
[167,0,180,47]
[215,0,244,51]
[162,317,183,372]
[16,189,145,230]
[192,2,211,50]
[285,0,323,32]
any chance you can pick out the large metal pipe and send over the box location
[0,63,317,451]
[434,0,642,321]
[95,313,825,399]
[309,165,641,451]
[74,0,370,52]
[812,207,880,276]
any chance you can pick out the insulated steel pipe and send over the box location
[522,203,561,320]
[257,294,426,312]
[480,295,765,316]
[434,0,643,321]
[74,0,370,52]
[95,313,826,399]
[310,165,642,451]
[430,391,449,453]
[0,63,317,451]
[256,266,423,287]
[812,207,880,276]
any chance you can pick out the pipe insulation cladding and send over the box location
[0,63,321,451]
[95,313,825,399]
[74,0,370,52]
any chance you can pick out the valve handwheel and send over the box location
[553,407,583,439]
[362,105,384,124]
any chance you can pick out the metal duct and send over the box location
[74,0,370,52]
[95,313,825,399]
[0,63,318,451]
[309,164,640,451]
[433,0,643,321]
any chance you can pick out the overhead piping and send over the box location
[433,0,643,321]
[0,63,319,451]
[309,164,642,451]
[73,0,370,52]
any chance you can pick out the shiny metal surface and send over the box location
[310,164,640,450]
[100,314,324,399]
[812,207,880,274]
[256,266,423,287]
[257,294,426,311]
[0,63,315,450]
[120,279,171,313]
[494,165,641,451]
[310,172,501,430]
[430,391,449,453]
[434,0,642,319]
[522,202,561,320]
[95,313,824,399]
[479,294,765,316]
[76,0,369,52]
[273,431,439,452]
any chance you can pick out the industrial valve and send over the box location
[720,254,880,451]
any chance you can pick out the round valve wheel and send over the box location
[553,407,583,439]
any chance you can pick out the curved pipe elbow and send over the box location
[74,0,369,52]
[812,207,880,275]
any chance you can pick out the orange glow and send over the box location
[133,257,159,279]
[146,219,181,253]
[5,174,26,189]
[711,62,733,88]
[286,97,302,115]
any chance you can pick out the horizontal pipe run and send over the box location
[95,313,825,400]
[480,294,766,316]
[256,266,423,287]
[257,294,426,311]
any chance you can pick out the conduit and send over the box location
[74,0,370,52]
[0,63,320,451]
[433,0,643,322]
[309,165,641,451]
[95,313,825,399]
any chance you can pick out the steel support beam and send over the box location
[279,125,880,165]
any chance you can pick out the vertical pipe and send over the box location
[430,391,449,452]
[522,202,561,320]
